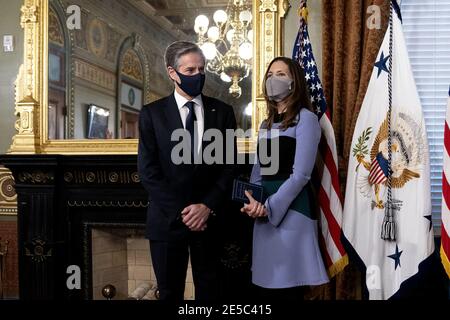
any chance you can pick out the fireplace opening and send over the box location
[90,228,194,300]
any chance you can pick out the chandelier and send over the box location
[194,0,253,98]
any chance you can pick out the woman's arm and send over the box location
[250,122,266,186]
[250,155,262,186]
[264,111,321,227]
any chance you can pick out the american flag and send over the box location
[293,0,348,278]
[369,153,390,185]
[441,87,450,279]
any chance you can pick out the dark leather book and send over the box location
[232,179,265,204]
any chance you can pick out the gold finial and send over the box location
[102,284,117,300]
[298,7,309,23]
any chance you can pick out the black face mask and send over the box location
[174,70,206,97]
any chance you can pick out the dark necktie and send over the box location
[184,101,197,156]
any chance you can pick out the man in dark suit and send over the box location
[138,41,237,302]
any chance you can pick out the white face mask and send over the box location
[265,75,293,102]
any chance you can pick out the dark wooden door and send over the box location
[120,110,139,139]
[48,89,66,139]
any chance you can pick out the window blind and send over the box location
[401,0,450,232]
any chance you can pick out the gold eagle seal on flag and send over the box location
[352,112,426,209]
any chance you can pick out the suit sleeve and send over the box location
[137,106,182,214]
[202,105,238,212]
[264,111,321,227]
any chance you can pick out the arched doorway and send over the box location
[117,35,150,139]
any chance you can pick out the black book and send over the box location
[232,179,265,204]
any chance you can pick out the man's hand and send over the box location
[241,190,268,218]
[181,203,211,231]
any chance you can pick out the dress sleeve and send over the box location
[250,122,267,186]
[250,155,262,186]
[264,111,321,227]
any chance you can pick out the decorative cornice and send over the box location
[67,200,149,208]
[17,171,54,184]
[259,0,277,12]
[63,170,141,184]
[20,3,38,28]
[0,208,17,215]
[0,168,17,216]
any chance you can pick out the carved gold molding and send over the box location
[121,49,144,83]
[8,0,289,155]
[74,59,116,91]
[9,0,43,154]
[0,167,17,216]
[253,0,290,134]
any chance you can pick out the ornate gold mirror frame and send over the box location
[8,0,290,155]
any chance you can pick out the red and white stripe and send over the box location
[441,92,450,278]
[295,0,347,277]
[315,111,348,277]
[369,160,388,185]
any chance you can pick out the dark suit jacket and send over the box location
[138,93,237,241]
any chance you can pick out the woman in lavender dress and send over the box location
[241,57,329,301]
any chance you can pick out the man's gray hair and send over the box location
[164,41,205,70]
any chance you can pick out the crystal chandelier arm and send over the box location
[216,38,230,52]
[205,50,224,75]
[206,60,222,75]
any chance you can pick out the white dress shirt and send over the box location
[174,90,204,154]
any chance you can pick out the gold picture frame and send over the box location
[8,0,290,155]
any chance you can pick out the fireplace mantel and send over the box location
[0,155,148,300]
[0,155,253,300]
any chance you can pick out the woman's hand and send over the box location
[240,190,268,218]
